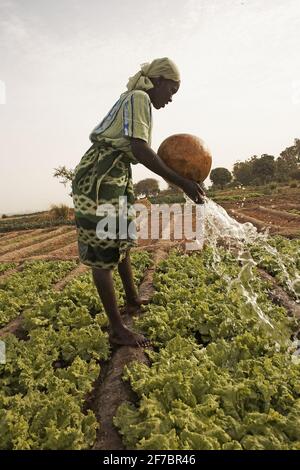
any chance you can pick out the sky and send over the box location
[0,0,299,214]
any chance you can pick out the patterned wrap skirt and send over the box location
[71,141,138,269]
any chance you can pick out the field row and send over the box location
[0,235,299,450]
[115,244,300,450]
[0,226,78,262]
[0,251,152,449]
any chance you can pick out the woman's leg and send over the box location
[117,250,149,313]
[91,266,150,347]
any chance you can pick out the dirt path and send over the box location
[220,191,300,238]
[228,209,277,232]
[258,269,300,319]
[91,247,172,450]
[0,315,26,339]
[27,231,77,257]
[0,230,38,246]
[47,241,78,257]
[0,227,75,262]
[0,262,25,282]
[52,263,89,291]
[0,227,68,256]
[241,207,300,228]
[257,206,300,222]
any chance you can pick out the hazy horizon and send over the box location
[1,0,300,214]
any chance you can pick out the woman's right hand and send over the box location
[181,179,206,204]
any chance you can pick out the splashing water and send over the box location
[202,198,274,329]
[203,198,259,244]
[184,195,300,332]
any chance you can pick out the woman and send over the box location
[72,57,204,347]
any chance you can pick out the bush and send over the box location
[1,214,8,219]
[206,190,216,198]
[213,192,262,202]
[149,194,185,204]
[269,183,277,190]
[49,204,70,220]
[290,181,298,188]
[291,169,300,181]
[262,187,272,195]
[225,181,239,189]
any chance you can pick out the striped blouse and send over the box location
[90,90,153,152]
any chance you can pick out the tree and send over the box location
[210,167,232,189]
[229,137,300,187]
[294,138,300,162]
[134,178,160,197]
[53,166,74,186]
[275,157,287,182]
[290,169,300,180]
[53,166,75,198]
[275,144,298,182]
[280,144,297,161]
[233,160,253,186]
[251,154,275,185]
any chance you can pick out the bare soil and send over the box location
[91,248,170,450]
[0,315,26,339]
[1,190,299,263]
[258,269,300,319]
[47,240,78,257]
[52,263,89,291]
[221,191,300,238]
[0,227,69,256]
[0,227,75,261]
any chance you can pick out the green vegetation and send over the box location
[0,260,77,327]
[149,194,185,204]
[0,263,17,274]
[134,178,160,198]
[0,205,74,233]
[1,211,47,219]
[288,209,300,216]
[0,251,152,450]
[115,246,300,450]
[0,218,75,233]
[49,204,71,220]
[250,236,300,299]
[231,139,300,188]
[211,192,262,202]
[210,167,232,189]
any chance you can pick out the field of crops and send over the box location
[0,231,299,450]
[0,251,152,449]
[115,241,300,450]
[218,187,300,238]
[0,188,299,450]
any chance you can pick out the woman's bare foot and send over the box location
[109,325,151,348]
[120,297,150,315]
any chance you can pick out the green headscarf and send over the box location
[126,57,180,92]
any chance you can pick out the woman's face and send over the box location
[149,78,180,109]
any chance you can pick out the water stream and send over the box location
[184,196,300,334]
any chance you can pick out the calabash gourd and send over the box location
[157,133,212,183]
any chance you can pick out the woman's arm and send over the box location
[130,138,205,203]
